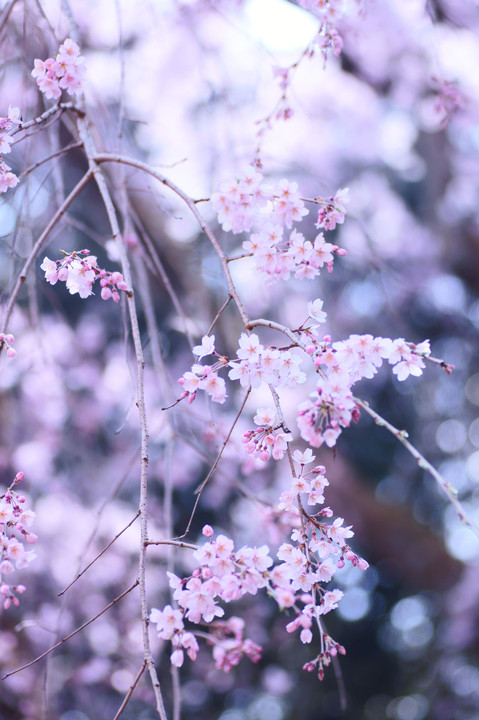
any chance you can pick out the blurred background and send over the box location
[1,0,479,718]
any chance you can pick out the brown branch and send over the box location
[176,387,251,539]
[58,511,141,596]
[77,117,168,720]
[3,581,139,679]
[146,539,198,550]
[113,661,147,720]
[207,294,233,336]
[19,141,83,179]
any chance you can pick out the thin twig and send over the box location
[130,205,195,348]
[177,387,251,539]
[355,396,479,537]
[0,170,93,337]
[19,141,83,179]
[207,294,233,336]
[146,539,198,550]
[247,318,307,350]
[3,582,139,679]
[92,152,250,327]
[113,661,147,720]
[12,103,78,136]
[58,511,141,596]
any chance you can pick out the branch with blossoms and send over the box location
[41,249,130,302]
[0,15,475,720]
[0,473,37,610]
[253,0,357,164]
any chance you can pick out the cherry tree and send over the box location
[1,1,479,719]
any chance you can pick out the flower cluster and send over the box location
[0,472,37,610]
[315,187,349,231]
[432,77,464,128]
[298,335,431,447]
[228,332,306,388]
[32,38,85,100]
[211,167,346,283]
[0,333,16,359]
[150,529,270,670]
[178,332,306,406]
[211,166,306,234]
[149,604,199,668]
[297,0,349,61]
[41,250,129,301]
[242,407,292,461]
[0,106,21,194]
[151,495,367,679]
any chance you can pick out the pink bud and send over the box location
[14,472,24,483]
[202,525,214,537]
[101,287,112,301]
[6,347,16,358]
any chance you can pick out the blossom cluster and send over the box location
[41,250,129,301]
[0,472,37,610]
[242,407,292,462]
[297,0,350,60]
[298,335,431,448]
[150,481,368,680]
[211,167,347,283]
[0,332,16,359]
[179,332,306,406]
[0,105,21,194]
[228,332,306,388]
[178,336,228,404]
[32,38,85,100]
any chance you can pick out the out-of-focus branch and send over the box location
[92,152,250,327]
[77,118,168,720]
[0,169,93,338]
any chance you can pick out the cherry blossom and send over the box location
[32,38,86,100]
[40,251,129,302]
[0,473,37,610]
